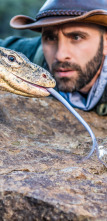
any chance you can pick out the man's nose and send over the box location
[55,39,71,62]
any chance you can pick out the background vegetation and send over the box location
[0,0,45,38]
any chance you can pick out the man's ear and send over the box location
[103,32,107,55]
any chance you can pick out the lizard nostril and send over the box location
[42,74,47,78]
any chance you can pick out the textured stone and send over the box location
[0,91,107,221]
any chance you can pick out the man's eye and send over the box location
[44,35,57,42]
[72,35,81,40]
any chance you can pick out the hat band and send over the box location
[36,9,87,20]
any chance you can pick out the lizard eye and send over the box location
[8,55,16,62]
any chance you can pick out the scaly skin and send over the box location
[0,47,56,97]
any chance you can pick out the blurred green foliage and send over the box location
[0,0,45,38]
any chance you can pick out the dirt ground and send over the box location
[0,91,106,221]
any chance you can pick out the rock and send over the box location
[0,91,106,221]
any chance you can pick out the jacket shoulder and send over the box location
[95,85,107,116]
[0,36,41,61]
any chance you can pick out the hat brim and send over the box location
[10,10,107,32]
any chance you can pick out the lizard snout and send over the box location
[31,64,56,88]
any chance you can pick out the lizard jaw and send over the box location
[1,73,50,97]
[8,73,51,97]
[13,73,50,94]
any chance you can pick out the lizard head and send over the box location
[0,47,56,97]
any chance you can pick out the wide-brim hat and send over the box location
[10,0,107,32]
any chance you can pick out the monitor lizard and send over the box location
[0,47,56,97]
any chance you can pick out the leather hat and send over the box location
[10,0,107,32]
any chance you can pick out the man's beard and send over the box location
[51,36,104,92]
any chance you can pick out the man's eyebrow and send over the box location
[42,30,55,36]
[62,30,90,38]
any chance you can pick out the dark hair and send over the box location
[98,25,107,33]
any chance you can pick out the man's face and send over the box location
[42,23,105,93]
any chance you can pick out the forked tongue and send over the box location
[47,87,106,167]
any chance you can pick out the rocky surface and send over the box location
[0,91,106,221]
